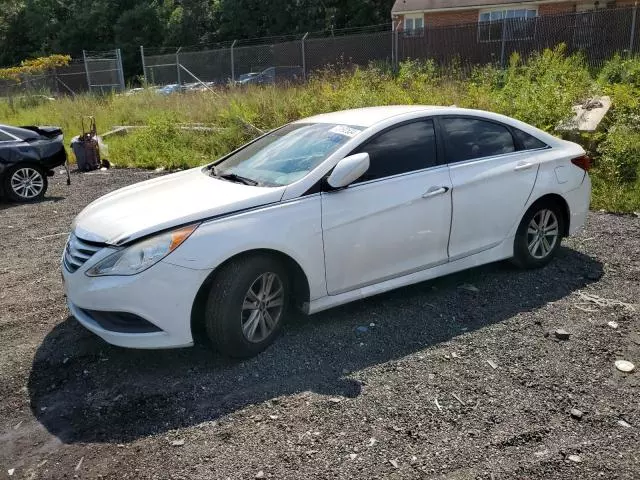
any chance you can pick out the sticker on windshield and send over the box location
[329,125,362,138]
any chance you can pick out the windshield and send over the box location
[213,123,363,186]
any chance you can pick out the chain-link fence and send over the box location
[399,6,638,71]
[142,25,393,88]
[2,6,638,98]
[0,61,89,99]
[0,49,125,99]
[82,49,125,94]
[141,6,639,88]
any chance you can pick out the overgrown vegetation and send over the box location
[2,46,640,213]
[0,54,71,81]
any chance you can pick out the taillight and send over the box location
[571,154,592,171]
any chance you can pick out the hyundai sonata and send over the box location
[62,106,591,357]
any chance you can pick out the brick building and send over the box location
[391,0,637,34]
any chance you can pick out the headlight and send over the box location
[86,224,199,276]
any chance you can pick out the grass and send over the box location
[1,45,639,213]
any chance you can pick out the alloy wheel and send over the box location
[526,208,559,259]
[240,272,284,343]
[10,167,44,199]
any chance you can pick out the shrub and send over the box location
[492,46,593,131]
[596,124,640,183]
[598,54,640,87]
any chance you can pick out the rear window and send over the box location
[1,126,38,141]
[0,130,14,142]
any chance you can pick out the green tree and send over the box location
[114,3,164,83]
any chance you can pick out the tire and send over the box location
[204,254,290,358]
[3,164,48,202]
[512,200,565,269]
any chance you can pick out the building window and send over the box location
[478,8,537,42]
[404,14,424,37]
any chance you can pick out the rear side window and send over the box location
[513,128,548,150]
[440,117,515,163]
[354,120,437,182]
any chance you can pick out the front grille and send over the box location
[63,233,105,273]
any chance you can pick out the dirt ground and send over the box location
[0,169,639,480]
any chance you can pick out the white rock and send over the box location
[255,471,265,479]
[349,453,357,460]
[567,454,582,463]
[615,360,636,373]
[8,469,15,476]
[171,439,185,447]
[570,408,584,419]
[617,419,631,428]
[607,321,619,329]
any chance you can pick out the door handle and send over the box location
[514,162,536,171]
[422,186,449,198]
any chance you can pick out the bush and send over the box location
[598,54,640,87]
[494,46,593,131]
[596,125,640,183]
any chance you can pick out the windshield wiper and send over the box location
[210,166,258,186]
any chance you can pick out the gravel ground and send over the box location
[0,169,639,480]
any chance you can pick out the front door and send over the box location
[321,119,452,295]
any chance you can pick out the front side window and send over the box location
[478,8,537,41]
[440,117,515,163]
[215,123,362,186]
[353,120,438,183]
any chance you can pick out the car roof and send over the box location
[293,106,563,147]
[296,105,453,128]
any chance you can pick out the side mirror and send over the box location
[326,153,370,189]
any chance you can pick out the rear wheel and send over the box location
[204,255,289,358]
[512,201,564,269]
[4,165,48,202]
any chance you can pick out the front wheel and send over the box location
[4,165,48,202]
[204,255,289,358]
[512,202,564,269]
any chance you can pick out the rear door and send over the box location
[321,119,452,295]
[438,116,542,260]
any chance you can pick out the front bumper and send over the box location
[62,253,212,349]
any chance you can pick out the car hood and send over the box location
[73,168,286,245]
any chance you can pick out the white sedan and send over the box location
[62,106,591,357]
